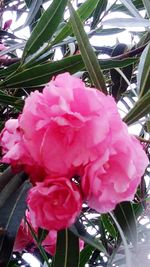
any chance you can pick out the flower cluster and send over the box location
[0,73,148,237]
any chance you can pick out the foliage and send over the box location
[0,0,149,266]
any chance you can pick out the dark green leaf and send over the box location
[0,56,137,89]
[0,172,28,209]
[0,180,31,267]
[0,91,23,110]
[22,0,68,62]
[53,229,79,267]
[79,245,94,267]
[0,55,84,88]
[0,62,20,79]
[138,43,150,97]
[124,89,150,125]
[113,202,137,245]
[68,2,107,94]
[70,220,108,255]
[52,0,100,46]
[111,44,133,101]
[91,0,107,29]
[101,57,138,69]
[37,228,49,244]
[101,214,117,239]
[0,167,13,192]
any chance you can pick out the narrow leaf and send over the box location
[53,229,79,267]
[52,0,100,46]
[79,245,94,267]
[142,0,150,18]
[70,220,108,255]
[0,90,23,110]
[138,43,150,97]
[0,43,26,58]
[113,202,137,245]
[0,55,84,88]
[0,167,14,192]
[102,17,150,28]
[0,172,27,209]
[91,0,108,29]
[119,0,142,18]
[110,212,132,267]
[22,0,67,61]
[14,0,43,31]
[68,2,107,94]
[0,180,31,267]
[0,62,20,79]
[101,214,117,239]
[0,56,137,89]
[124,89,150,125]
[95,28,124,35]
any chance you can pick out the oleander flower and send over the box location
[0,43,7,60]
[19,72,121,179]
[27,177,83,230]
[81,131,149,213]
[0,118,45,182]
[13,211,34,252]
[42,230,57,255]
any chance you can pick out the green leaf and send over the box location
[0,172,28,209]
[22,0,67,62]
[79,245,94,267]
[0,180,31,267]
[101,57,138,69]
[95,28,124,35]
[0,167,13,192]
[142,0,150,18]
[0,90,23,110]
[102,17,150,28]
[52,0,100,46]
[91,0,107,29]
[37,228,49,244]
[53,229,79,267]
[123,89,150,125]
[27,222,50,266]
[138,43,150,97]
[0,55,84,88]
[119,0,142,18]
[110,44,133,101]
[0,62,20,79]
[70,220,108,255]
[101,214,117,239]
[15,0,43,31]
[113,202,137,245]
[0,56,137,89]
[68,2,107,94]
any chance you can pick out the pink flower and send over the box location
[27,177,82,230]
[0,118,46,183]
[0,43,7,60]
[1,119,26,165]
[42,230,57,255]
[3,19,12,30]
[82,131,149,213]
[13,211,33,252]
[19,72,120,178]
